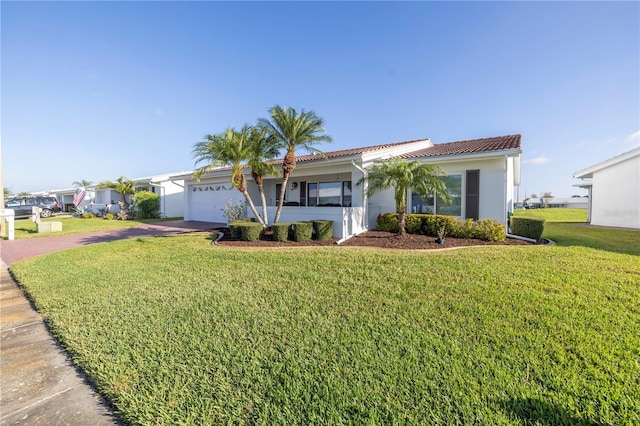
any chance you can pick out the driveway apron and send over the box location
[0,221,220,425]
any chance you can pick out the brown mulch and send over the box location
[213,229,533,250]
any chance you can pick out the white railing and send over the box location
[251,206,366,238]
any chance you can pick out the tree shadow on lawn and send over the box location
[502,397,608,426]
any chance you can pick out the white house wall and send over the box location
[367,157,510,227]
[591,156,640,229]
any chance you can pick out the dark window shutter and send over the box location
[299,181,307,206]
[466,170,480,220]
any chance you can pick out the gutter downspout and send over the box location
[336,160,368,245]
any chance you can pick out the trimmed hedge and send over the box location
[229,219,254,239]
[312,220,334,241]
[376,213,506,242]
[292,222,313,242]
[272,223,291,242]
[511,217,545,241]
[237,222,263,241]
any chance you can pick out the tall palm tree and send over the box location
[192,126,265,226]
[72,179,93,188]
[97,176,135,219]
[247,126,280,226]
[3,187,13,201]
[257,105,332,223]
[358,159,451,235]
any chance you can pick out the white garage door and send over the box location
[188,183,245,223]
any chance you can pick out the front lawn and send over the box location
[11,233,640,425]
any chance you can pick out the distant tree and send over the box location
[357,159,451,235]
[3,187,13,201]
[257,105,332,224]
[541,192,553,208]
[73,179,93,188]
[17,191,32,197]
[97,176,136,220]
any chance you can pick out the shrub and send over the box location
[405,215,422,234]
[134,191,160,220]
[451,218,476,238]
[103,213,116,220]
[376,213,398,232]
[83,212,96,219]
[237,222,263,241]
[272,223,291,242]
[292,222,313,242]
[511,217,545,241]
[420,215,458,237]
[229,219,253,239]
[474,218,506,242]
[221,200,246,223]
[312,220,334,241]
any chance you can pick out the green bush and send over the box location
[474,218,506,242]
[237,223,263,241]
[103,213,116,220]
[229,219,253,239]
[420,215,458,237]
[82,212,96,219]
[405,215,422,234]
[272,223,291,242]
[312,220,334,241]
[451,218,476,238]
[134,191,160,220]
[376,213,398,232]
[292,222,313,242]
[511,217,545,241]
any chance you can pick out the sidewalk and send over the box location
[0,221,220,425]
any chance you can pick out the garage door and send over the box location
[188,183,245,222]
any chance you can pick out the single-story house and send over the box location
[33,187,96,212]
[573,147,640,229]
[91,173,186,217]
[171,134,522,239]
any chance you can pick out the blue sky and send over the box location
[2,1,638,199]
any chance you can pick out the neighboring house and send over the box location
[573,147,640,229]
[92,173,186,217]
[33,187,96,212]
[544,197,589,209]
[171,134,522,239]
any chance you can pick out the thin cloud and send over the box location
[523,155,551,165]
[624,130,640,147]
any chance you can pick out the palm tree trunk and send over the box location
[273,174,289,224]
[397,209,407,235]
[258,182,269,226]
[274,151,296,224]
[243,191,265,226]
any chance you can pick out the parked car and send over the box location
[3,196,62,218]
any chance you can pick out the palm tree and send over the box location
[192,126,265,226]
[17,191,32,197]
[97,176,135,219]
[257,105,332,223]
[357,159,451,235]
[3,187,13,201]
[541,191,553,208]
[72,179,93,188]
[246,126,280,226]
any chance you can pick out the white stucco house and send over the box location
[573,147,640,229]
[171,134,522,239]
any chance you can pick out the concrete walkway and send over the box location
[0,221,220,425]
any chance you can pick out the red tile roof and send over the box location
[398,134,521,159]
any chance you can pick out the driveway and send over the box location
[0,220,222,267]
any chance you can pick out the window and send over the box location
[275,184,287,204]
[411,174,462,217]
[307,181,352,207]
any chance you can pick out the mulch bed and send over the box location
[213,229,533,250]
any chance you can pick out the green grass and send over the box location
[11,233,640,425]
[514,208,639,256]
[5,216,183,239]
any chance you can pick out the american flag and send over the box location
[73,188,86,206]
